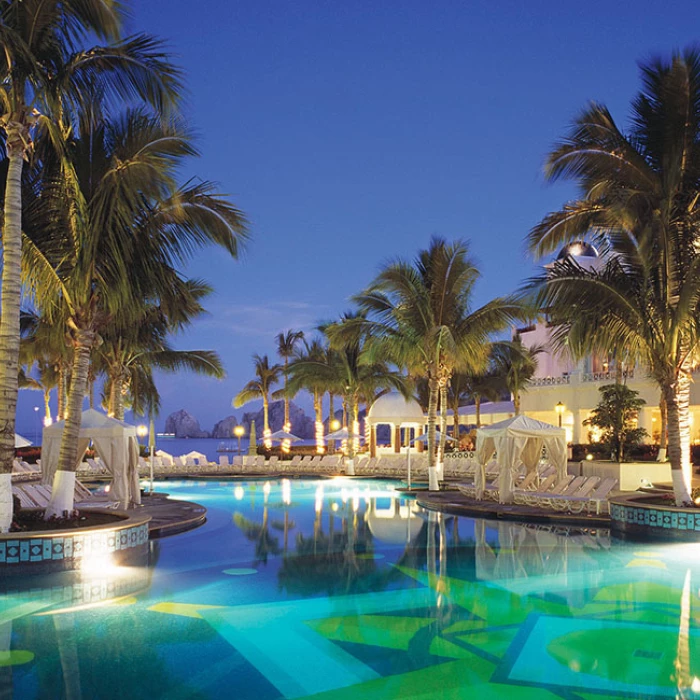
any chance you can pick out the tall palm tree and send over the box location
[26,108,246,516]
[98,278,225,420]
[354,238,520,489]
[276,329,305,434]
[489,337,543,415]
[0,3,181,529]
[285,339,329,454]
[324,312,412,472]
[234,355,282,448]
[527,48,700,505]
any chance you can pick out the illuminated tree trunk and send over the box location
[658,396,668,462]
[427,374,439,490]
[0,134,26,531]
[57,362,67,421]
[663,367,693,506]
[262,394,271,448]
[314,391,324,454]
[46,328,97,519]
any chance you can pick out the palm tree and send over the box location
[276,329,305,436]
[98,278,225,420]
[324,312,412,472]
[285,339,329,454]
[26,108,247,517]
[526,48,700,505]
[0,3,181,529]
[234,355,282,448]
[489,337,543,415]
[354,237,520,489]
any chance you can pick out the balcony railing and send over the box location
[529,376,571,386]
[582,370,635,382]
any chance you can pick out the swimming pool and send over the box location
[2,477,700,699]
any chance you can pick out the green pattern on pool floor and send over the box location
[3,478,700,699]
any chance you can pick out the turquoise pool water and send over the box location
[2,477,700,699]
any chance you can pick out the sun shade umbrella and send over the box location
[265,429,303,442]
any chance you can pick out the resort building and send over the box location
[516,242,700,446]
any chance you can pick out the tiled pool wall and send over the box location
[610,493,700,540]
[0,511,150,576]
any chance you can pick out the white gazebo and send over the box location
[366,392,426,457]
[42,408,141,508]
[475,414,567,504]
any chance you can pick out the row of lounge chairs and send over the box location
[12,479,93,510]
[457,470,618,515]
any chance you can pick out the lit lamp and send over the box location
[137,424,148,445]
[234,425,245,454]
[555,401,565,428]
[329,419,341,453]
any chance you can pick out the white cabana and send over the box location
[475,414,567,504]
[366,392,426,457]
[42,409,141,507]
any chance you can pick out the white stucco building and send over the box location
[517,242,700,446]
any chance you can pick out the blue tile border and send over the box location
[0,511,150,573]
[610,494,700,540]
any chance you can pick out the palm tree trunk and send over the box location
[513,392,521,415]
[438,384,448,467]
[0,143,25,531]
[283,358,290,429]
[46,328,97,519]
[345,392,357,475]
[262,395,271,448]
[58,362,66,421]
[88,368,95,409]
[43,389,52,424]
[111,371,125,420]
[475,395,482,428]
[663,369,693,506]
[658,396,668,462]
[427,375,439,490]
[452,393,460,443]
[314,391,324,454]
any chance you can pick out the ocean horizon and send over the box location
[153,436,317,461]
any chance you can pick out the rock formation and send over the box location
[241,400,315,439]
[164,409,210,438]
[211,415,240,439]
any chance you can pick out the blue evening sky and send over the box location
[16,0,700,436]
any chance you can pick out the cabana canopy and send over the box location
[475,415,567,504]
[42,409,141,506]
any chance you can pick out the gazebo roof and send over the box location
[477,414,565,437]
[44,408,136,437]
[367,392,425,425]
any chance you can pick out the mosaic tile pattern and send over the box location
[611,501,700,533]
[0,521,149,567]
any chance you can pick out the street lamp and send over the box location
[234,425,245,454]
[555,401,565,428]
[136,424,148,445]
[33,406,40,443]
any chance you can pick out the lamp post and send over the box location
[555,401,565,428]
[234,425,245,454]
[33,406,40,444]
[329,419,341,453]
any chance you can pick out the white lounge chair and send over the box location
[515,474,575,507]
[559,477,619,514]
[548,476,601,511]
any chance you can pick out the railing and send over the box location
[582,370,635,382]
[529,376,571,386]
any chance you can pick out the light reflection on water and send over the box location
[1,478,699,699]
